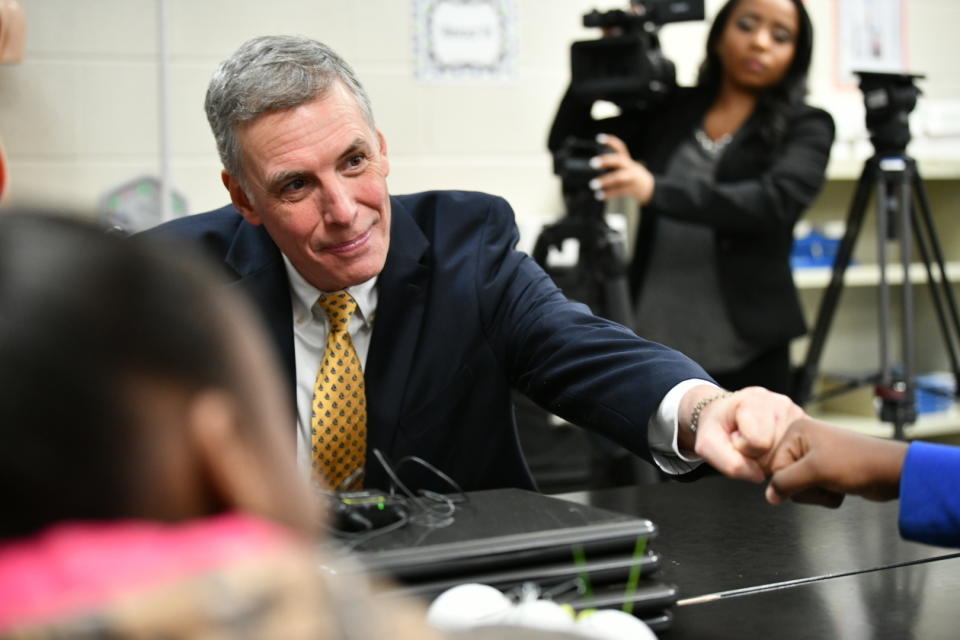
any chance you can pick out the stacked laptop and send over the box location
[340,488,678,633]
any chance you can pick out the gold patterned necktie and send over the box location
[311,291,367,490]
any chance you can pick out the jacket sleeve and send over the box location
[898,441,960,548]
[648,107,835,235]
[472,195,710,458]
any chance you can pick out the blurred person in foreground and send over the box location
[0,213,439,638]
[764,418,960,548]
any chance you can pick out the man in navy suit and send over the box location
[149,35,806,493]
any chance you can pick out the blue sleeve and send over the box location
[899,441,960,547]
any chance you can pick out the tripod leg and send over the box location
[595,222,635,330]
[890,163,917,438]
[908,173,960,402]
[875,166,894,386]
[532,223,563,268]
[910,206,960,382]
[794,159,878,405]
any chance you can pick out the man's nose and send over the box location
[321,179,355,226]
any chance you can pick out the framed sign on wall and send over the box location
[414,0,518,83]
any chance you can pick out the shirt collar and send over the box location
[282,255,377,328]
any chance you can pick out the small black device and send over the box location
[328,489,406,534]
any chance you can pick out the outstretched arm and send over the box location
[763,418,907,507]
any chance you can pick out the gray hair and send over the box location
[205,35,376,180]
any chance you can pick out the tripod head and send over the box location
[855,71,925,157]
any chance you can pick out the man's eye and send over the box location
[346,153,367,169]
[284,178,307,192]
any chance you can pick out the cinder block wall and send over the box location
[0,0,957,252]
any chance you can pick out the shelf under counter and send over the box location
[825,155,960,181]
[794,261,960,289]
[807,406,960,440]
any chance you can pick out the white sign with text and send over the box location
[415,0,517,82]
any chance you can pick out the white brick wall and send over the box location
[0,0,957,239]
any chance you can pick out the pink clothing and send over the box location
[0,513,289,632]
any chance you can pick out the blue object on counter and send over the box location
[791,229,845,269]
[916,373,957,415]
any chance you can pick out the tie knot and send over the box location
[317,291,358,332]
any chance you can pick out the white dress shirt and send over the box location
[281,257,705,478]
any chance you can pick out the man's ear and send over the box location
[222,171,263,226]
[376,129,390,178]
[186,390,275,518]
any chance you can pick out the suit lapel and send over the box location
[223,219,297,408]
[213,201,431,482]
[365,196,430,478]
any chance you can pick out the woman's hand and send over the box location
[589,133,656,205]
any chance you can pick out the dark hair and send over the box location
[696,0,815,144]
[0,213,237,539]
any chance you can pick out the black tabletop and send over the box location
[354,475,959,637]
[663,555,960,639]
[557,475,960,600]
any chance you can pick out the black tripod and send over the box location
[527,184,665,487]
[532,187,635,329]
[792,152,960,439]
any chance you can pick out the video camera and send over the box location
[555,0,704,188]
[855,71,924,156]
[569,0,704,107]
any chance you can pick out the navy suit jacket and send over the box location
[147,191,709,491]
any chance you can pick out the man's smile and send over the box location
[321,226,373,255]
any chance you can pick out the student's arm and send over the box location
[898,441,960,547]
[764,418,906,507]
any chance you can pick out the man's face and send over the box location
[225,82,391,292]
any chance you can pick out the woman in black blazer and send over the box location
[549,0,834,395]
